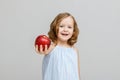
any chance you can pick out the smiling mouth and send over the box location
[61,33,69,36]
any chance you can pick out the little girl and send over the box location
[35,12,80,80]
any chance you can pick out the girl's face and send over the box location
[57,16,74,44]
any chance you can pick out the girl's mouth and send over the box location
[61,33,69,36]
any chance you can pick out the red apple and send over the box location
[35,35,51,51]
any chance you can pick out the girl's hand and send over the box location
[35,44,55,55]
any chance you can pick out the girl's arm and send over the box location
[74,47,80,80]
[77,49,80,80]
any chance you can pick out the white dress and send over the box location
[42,45,79,80]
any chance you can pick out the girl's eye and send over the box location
[68,26,72,29]
[60,25,63,27]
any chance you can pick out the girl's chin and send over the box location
[58,39,69,42]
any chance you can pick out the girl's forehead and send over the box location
[60,17,74,24]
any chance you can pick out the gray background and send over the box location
[0,0,120,80]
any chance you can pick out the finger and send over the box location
[40,45,44,54]
[44,45,48,54]
[44,45,48,51]
[35,45,39,53]
[41,45,50,55]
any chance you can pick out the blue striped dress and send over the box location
[42,45,79,80]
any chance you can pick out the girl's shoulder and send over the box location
[72,45,79,54]
[72,46,80,60]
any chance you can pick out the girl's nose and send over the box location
[63,27,68,31]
